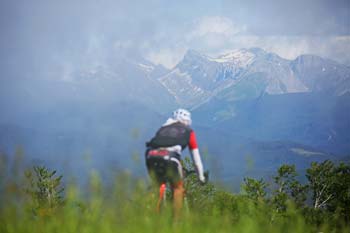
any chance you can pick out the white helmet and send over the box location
[173,108,192,126]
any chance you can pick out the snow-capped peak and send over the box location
[210,49,256,68]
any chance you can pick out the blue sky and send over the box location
[1,0,349,73]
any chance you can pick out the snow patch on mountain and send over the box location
[210,49,256,68]
[158,68,208,105]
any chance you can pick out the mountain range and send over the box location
[1,47,349,186]
[158,48,350,108]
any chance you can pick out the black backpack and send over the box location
[146,122,191,150]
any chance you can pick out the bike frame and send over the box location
[157,182,167,211]
[156,169,199,212]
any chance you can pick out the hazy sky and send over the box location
[1,0,349,73]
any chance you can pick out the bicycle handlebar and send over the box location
[183,168,210,183]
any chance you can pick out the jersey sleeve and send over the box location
[188,130,198,150]
[188,131,205,183]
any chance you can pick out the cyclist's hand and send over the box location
[199,174,206,184]
[200,171,209,184]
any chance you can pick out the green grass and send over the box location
[1,153,349,233]
[1,171,347,233]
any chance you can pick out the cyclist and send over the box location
[145,108,206,216]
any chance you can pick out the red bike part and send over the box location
[157,183,167,212]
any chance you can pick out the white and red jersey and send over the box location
[147,118,205,182]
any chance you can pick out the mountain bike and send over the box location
[156,167,209,213]
[145,148,209,213]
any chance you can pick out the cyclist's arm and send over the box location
[189,131,205,183]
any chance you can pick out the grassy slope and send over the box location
[0,169,347,233]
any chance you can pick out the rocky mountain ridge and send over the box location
[157,48,350,108]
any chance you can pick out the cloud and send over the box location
[221,0,350,36]
[145,16,248,68]
[327,36,350,64]
[185,16,247,52]
[146,47,187,69]
[113,40,134,50]
[186,16,245,40]
[145,14,350,68]
[3,0,348,76]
